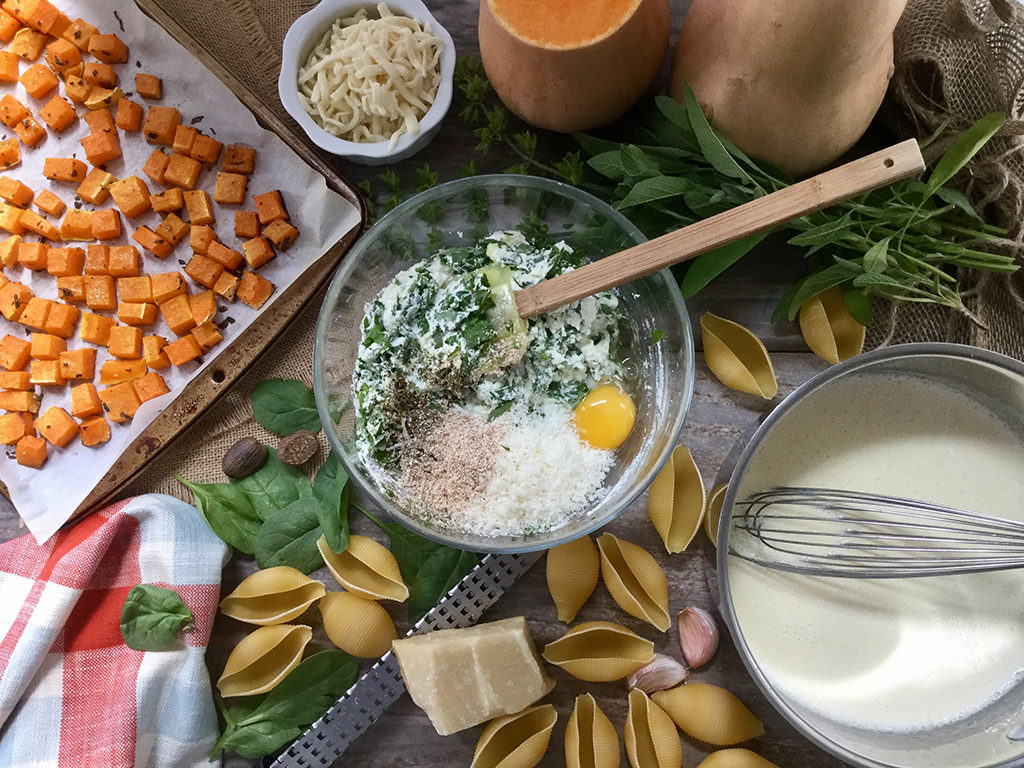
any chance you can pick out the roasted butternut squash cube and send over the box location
[38,95,76,133]
[183,189,214,226]
[60,209,92,240]
[184,254,223,290]
[44,36,80,76]
[150,187,183,213]
[212,271,239,302]
[0,333,29,369]
[0,10,19,44]
[13,115,45,147]
[78,414,109,446]
[142,334,169,369]
[78,311,114,345]
[0,176,32,206]
[80,130,121,167]
[29,331,63,359]
[19,0,60,33]
[254,190,288,224]
[0,281,31,321]
[163,153,201,190]
[213,171,246,205]
[191,319,222,351]
[15,433,46,467]
[18,209,58,239]
[17,240,48,270]
[189,290,216,326]
[150,271,186,303]
[242,236,275,270]
[109,176,150,218]
[132,227,171,260]
[115,97,143,132]
[223,144,256,174]
[157,293,195,335]
[0,234,19,267]
[42,302,78,338]
[189,224,216,255]
[142,148,169,185]
[62,17,97,52]
[45,246,83,276]
[0,95,26,129]
[163,334,201,367]
[56,274,85,303]
[76,167,116,204]
[237,270,273,310]
[63,75,91,104]
[83,243,108,274]
[48,13,72,40]
[29,357,63,386]
[34,405,75,446]
[87,33,127,64]
[0,411,31,445]
[191,134,222,164]
[57,347,94,380]
[107,244,140,277]
[43,157,87,183]
[132,371,168,403]
[0,51,17,82]
[0,389,39,412]
[207,240,243,271]
[234,211,259,239]
[0,203,24,234]
[107,324,143,358]
[70,381,101,417]
[98,380,139,422]
[84,274,115,311]
[117,301,156,326]
[0,138,20,170]
[0,370,31,389]
[82,107,114,135]
[82,61,115,88]
[10,27,45,61]
[171,125,197,156]
[91,208,120,240]
[19,61,56,98]
[99,357,145,384]
[34,189,65,217]
[117,276,151,304]
[156,213,189,247]
[142,105,179,146]
[17,296,49,329]
[135,73,162,100]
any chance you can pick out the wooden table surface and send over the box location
[0,1,853,766]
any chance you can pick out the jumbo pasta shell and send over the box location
[320,590,398,658]
[318,534,409,602]
[648,446,705,554]
[704,484,728,547]
[543,620,654,682]
[700,313,778,399]
[652,684,765,746]
[471,704,557,768]
[565,693,619,768]
[597,533,671,632]
[625,689,682,768]
[217,623,312,697]
[219,565,326,625]
[546,536,600,623]
[798,286,865,365]
[697,749,781,768]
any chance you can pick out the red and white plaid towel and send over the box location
[0,494,228,767]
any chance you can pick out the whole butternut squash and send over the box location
[479,0,670,133]
[671,0,907,176]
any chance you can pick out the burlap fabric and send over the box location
[872,0,1024,359]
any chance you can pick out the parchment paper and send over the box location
[2,0,360,543]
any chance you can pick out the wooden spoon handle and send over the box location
[514,138,926,318]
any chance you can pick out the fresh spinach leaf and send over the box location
[254,498,325,573]
[234,450,311,521]
[312,454,350,554]
[251,378,322,436]
[176,474,261,554]
[212,650,358,759]
[120,584,193,651]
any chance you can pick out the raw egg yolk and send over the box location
[573,384,636,450]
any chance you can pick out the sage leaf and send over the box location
[932,185,984,221]
[177,474,261,554]
[863,237,891,275]
[120,584,193,651]
[924,112,1005,197]
[617,175,695,209]
[682,81,757,186]
[586,150,626,181]
[313,454,350,554]
[251,378,322,436]
[255,498,325,574]
[212,650,358,759]
[681,231,770,298]
[620,145,661,180]
[784,263,860,321]
[842,287,874,326]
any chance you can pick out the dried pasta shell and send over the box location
[543,620,655,682]
[697,749,781,768]
[704,484,728,547]
[625,688,682,768]
[798,286,865,364]
[546,536,600,623]
[317,533,409,602]
[219,565,326,625]
[471,704,557,768]
[565,693,619,768]
[597,533,671,632]
[320,590,398,658]
[701,313,778,399]
[217,623,312,697]
[648,446,705,554]
[652,684,765,746]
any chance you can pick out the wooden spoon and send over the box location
[513,139,925,318]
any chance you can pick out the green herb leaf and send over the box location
[862,237,891,274]
[681,231,769,298]
[617,175,695,209]
[234,450,312,521]
[251,379,322,436]
[784,262,860,321]
[682,81,757,185]
[924,112,1005,197]
[176,474,261,554]
[212,650,358,759]
[120,584,193,651]
[651,329,664,343]
[842,286,873,326]
[487,400,513,421]
[312,454,350,554]
[254,497,325,574]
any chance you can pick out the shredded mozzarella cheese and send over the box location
[297,3,443,149]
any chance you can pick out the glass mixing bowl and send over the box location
[313,175,694,552]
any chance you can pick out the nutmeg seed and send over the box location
[677,606,719,668]
[222,437,268,479]
[277,429,318,466]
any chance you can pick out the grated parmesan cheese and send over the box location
[297,3,443,148]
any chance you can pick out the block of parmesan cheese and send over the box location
[392,616,554,735]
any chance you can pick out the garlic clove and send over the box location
[626,653,690,694]
[678,606,719,668]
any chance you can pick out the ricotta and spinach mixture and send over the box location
[352,230,624,536]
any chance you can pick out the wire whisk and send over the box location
[730,486,1024,578]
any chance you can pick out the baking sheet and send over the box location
[2,0,360,543]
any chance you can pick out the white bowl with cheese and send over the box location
[278,0,455,164]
